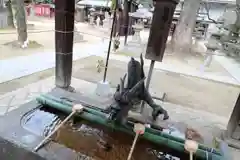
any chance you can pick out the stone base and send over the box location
[223,131,240,150]
[57,86,75,92]
[50,87,114,112]
[0,136,44,160]
[116,44,146,57]
[0,101,93,160]
[73,34,85,43]
[95,81,111,97]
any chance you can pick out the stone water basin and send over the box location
[21,106,184,160]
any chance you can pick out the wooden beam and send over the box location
[55,0,75,88]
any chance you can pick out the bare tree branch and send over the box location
[203,2,217,24]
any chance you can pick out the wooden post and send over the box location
[55,0,75,88]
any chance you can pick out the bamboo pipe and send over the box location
[35,95,224,160]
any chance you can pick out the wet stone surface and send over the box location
[21,107,64,137]
[0,136,45,160]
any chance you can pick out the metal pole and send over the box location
[103,1,118,82]
[145,60,155,89]
[140,60,155,113]
[124,25,129,45]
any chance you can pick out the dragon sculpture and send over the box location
[110,54,169,125]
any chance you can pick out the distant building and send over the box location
[77,0,112,8]
[176,0,236,21]
[167,0,236,38]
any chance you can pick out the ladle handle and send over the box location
[127,133,139,160]
[34,111,76,152]
[190,152,193,160]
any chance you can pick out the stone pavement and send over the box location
[0,77,107,116]
[25,17,240,87]
[197,41,240,86]
[2,18,239,87]
[106,53,240,86]
[1,38,238,87]
[213,54,240,84]
[0,41,109,84]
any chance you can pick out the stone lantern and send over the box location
[128,6,152,45]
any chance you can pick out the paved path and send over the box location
[0,41,109,83]
[197,41,240,86]
[1,39,239,87]
[25,18,240,86]
[113,38,240,86]
[107,53,240,86]
[1,22,239,87]
[213,55,240,84]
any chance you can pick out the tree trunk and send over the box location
[120,0,130,37]
[111,0,133,37]
[11,0,28,44]
[171,0,201,52]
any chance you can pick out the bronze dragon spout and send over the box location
[112,54,169,125]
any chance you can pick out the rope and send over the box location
[56,52,73,55]
[55,30,74,33]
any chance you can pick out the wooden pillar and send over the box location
[55,0,75,88]
[146,0,179,62]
